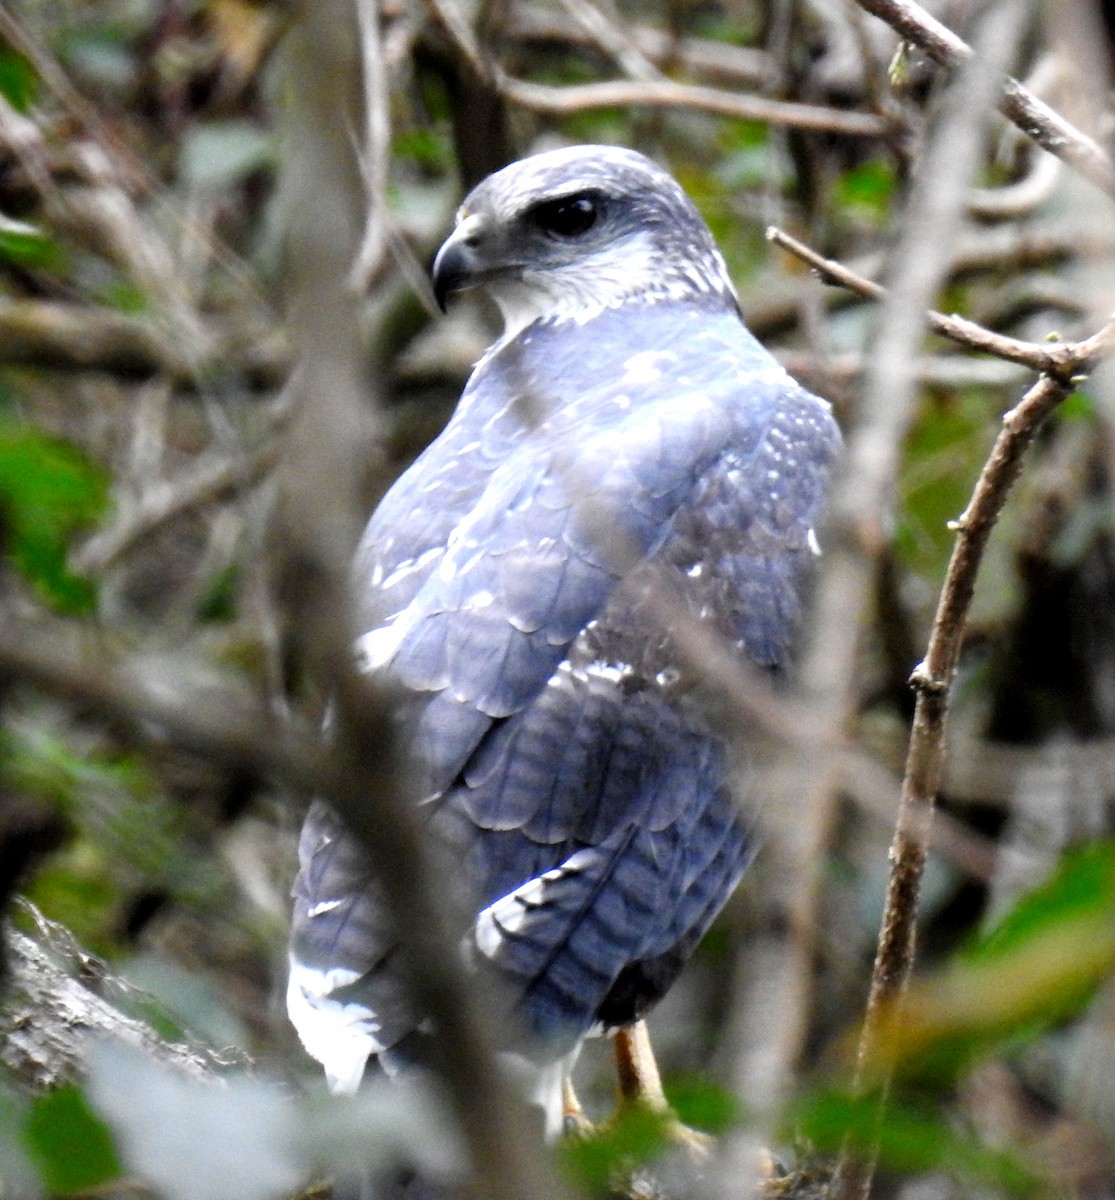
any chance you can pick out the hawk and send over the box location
[287,145,840,1126]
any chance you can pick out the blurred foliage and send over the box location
[0,216,63,270]
[5,715,223,952]
[792,1088,1039,1196]
[0,421,107,612]
[559,1104,677,1193]
[0,0,1113,1197]
[22,1082,122,1192]
[0,45,38,112]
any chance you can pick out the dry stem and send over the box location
[496,75,891,136]
[852,0,1115,196]
[768,226,1113,378]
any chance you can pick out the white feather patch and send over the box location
[473,847,602,961]
[500,1045,584,1142]
[355,620,408,671]
[621,349,676,385]
[474,865,572,958]
[286,958,386,1095]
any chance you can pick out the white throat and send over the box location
[486,233,736,343]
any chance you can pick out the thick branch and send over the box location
[277,7,567,1199]
[0,301,189,379]
[2,904,241,1091]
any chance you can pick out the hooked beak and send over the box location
[431,213,486,313]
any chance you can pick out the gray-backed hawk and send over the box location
[287,145,841,1124]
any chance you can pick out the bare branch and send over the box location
[767,226,1101,375]
[837,367,1091,1200]
[74,440,283,575]
[776,349,1030,390]
[496,74,891,137]
[3,904,242,1091]
[426,0,492,83]
[350,0,394,293]
[966,146,1062,220]
[0,299,289,386]
[276,6,569,1198]
[0,300,187,378]
[745,223,1114,341]
[553,0,663,81]
[502,7,778,89]
[852,0,1115,196]
[0,94,210,365]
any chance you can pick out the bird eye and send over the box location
[528,193,602,238]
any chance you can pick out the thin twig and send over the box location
[0,300,187,378]
[425,0,492,81]
[496,74,891,136]
[836,361,1108,1199]
[0,94,212,368]
[767,225,1103,376]
[502,7,777,89]
[74,440,282,575]
[852,0,1115,197]
[776,349,1030,390]
[0,11,273,318]
[350,0,394,293]
[966,147,1062,220]
[553,0,662,81]
[769,9,1041,1155]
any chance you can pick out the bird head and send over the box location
[432,145,738,338]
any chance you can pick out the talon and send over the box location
[562,1077,594,1137]
[756,1146,787,1179]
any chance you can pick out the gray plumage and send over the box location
[288,145,840,1096]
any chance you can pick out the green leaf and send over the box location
[858,840,1115,1087]
[5,719,223,951]
[0,215,64,269]
[0,421,108,612]
[0,46,39,112]
[837,161,898,224]
[23,1083,123,1192]
[95,277,149,313]
[889,43,912,87]
[393,127,453,172]
[666,1076,740,1135]
[968,839,1115,974]
[558,1104,671,1192]
[1058,388,1096,423]
[197,562,239,622]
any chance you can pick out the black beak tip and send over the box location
[431,240,471,314]
[433,275,451,314]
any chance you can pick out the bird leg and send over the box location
[613,1023,785,1179]
[612,1021,713,1159]
[613,1020,669,1110]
